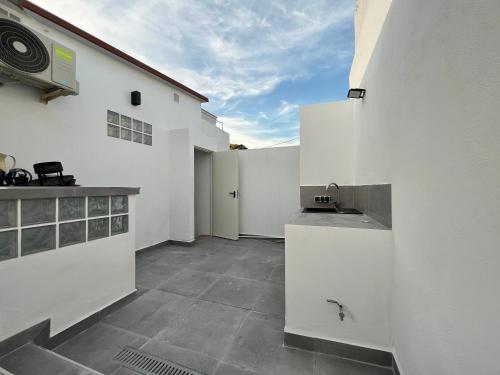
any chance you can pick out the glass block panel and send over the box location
[21,199,56,226]
[59,221,86,248]
[107,124,120,138]
[88,196,109,217]
[121,128,132,141]
[0,200,17,229]
[111,195,128,214]
[111,215,128,235]
[143,135,152,146]
[0,230,17,261]
[59,197,85,221]
[22,225,56,256]
[107,110,119,125]
[133,131,142,143]
[143,123,152,135]
[88,218,109,241]
[133,119,142,132]
[121,115,132,129]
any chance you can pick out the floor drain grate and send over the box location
[113,347,203,375]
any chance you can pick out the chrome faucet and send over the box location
[326,182,340,205]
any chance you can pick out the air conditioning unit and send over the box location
[0,14,78,97]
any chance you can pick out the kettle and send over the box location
[0,153,16,172]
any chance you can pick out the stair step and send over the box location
[0,344,104,375]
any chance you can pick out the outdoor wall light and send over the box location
[131,90,141,106]
[347,88,366,99]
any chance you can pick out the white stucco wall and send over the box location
[352,1,500,374]
[239,147,300,238]
[194,149,212,237]
[0,196,136,341]
[285,224,394,350]
[0,5,228,250]
[299,101,354,186]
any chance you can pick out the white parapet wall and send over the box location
[238,146,300,238]
[0,189,137,341]
[299,101,355,186]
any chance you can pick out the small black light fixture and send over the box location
[131,90,141,106]
[347,88,366,99]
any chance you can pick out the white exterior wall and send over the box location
[0,6,228,249]
[0,196,136,341]
[194,149,212,237]
[239,147,300,238]
[352,1,500,374]
[285,224,394,350]
[299,101,354,186]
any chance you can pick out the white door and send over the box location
[212,150,239,240]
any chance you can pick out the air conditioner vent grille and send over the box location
[0,18,50,73]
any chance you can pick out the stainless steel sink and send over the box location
[302,207,363,215]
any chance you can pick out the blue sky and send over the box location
[33,0,355,148]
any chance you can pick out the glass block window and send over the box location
[59,197,85,221]
[143,135,152,146]
[21,199,56,226]
[121,128,132,141]
[107,110,152,146]
[143,123,152,135]
[88,218,109,241]
[111,196,128,214]
[59,221,86,248]
[107,110,119,125]
[111,215,128,235]
[133,131,142,143]
[88,196,109,217]
[22,225,56,256]
[0,230,17,261]
[133,119,142,132]
[121,115,132,129]
[0,200,17,229]
[107,124,120,138]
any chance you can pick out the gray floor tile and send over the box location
[269,264,285,284]
[225,312,313,375]
[136,262,181,289]
[0,344,86,375]
[225,259,275,281]
[157,299,248,359]
[243,247,285,266]
[103,289,194,337]
[199,276,263,309]
[314,354,393,375]
[55,323,148,374]
[158,268,219,297]
[190,252,239,274]
[149,247,209,268]
[139,339,219,375]
[110,368,138,375]
[253,283,285,317]
[214,363,263,375]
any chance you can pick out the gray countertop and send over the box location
[288,209,390,230]
[0,186,140,199]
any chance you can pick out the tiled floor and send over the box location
[54,236,392,375]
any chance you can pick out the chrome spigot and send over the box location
[327,299,345,321]
[325,182,341,207]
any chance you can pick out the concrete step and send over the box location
[0,344,104,375]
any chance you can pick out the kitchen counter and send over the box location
[288,209,390,230]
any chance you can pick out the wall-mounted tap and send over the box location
[326,182,340,205]
[327,299,345,321]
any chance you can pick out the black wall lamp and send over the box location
[131,90,141,106]
[347,88,366,99]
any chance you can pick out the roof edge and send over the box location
[20,0,209,102]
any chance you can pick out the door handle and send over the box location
[229,191,236,198]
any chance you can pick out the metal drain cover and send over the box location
[113,347,203,375]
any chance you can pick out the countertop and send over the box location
[288,209,390,230]
[0,186,140,199]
